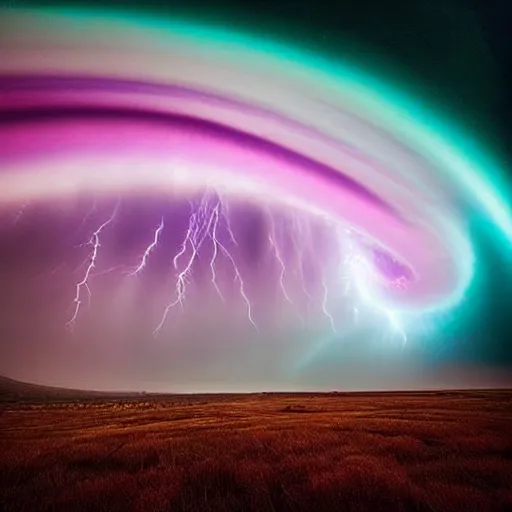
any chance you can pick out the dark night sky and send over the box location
[0,0,510,390]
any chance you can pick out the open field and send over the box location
[0,383,511,512]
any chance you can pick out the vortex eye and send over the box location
[370,247,414,289]
[344,232,414,295]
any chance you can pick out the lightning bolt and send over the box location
[172,201,193,272]
[290,213,313,306]
[216,236,258,330]
[77,199,98,233]
[130,217,164,276]
[154,207,199,334]
[267,214,293,304]
[154,191,257,335]
[67,203,119,330]
[211,198,257,329]
[321,272,337,333]
[208,203,224,301]
[218,195,238,247]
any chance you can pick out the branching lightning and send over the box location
[267,216,293,305]
[154,190,257,335]
[155,202,203,330]
[67,202,119,330]
[130,217,164,276]
[217,235,258,330]
[208,204,224,302]
[290,213,313,307]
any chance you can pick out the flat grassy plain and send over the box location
[1,385,511,512]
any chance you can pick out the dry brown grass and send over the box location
[0,390,511,512]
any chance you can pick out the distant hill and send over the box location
[0,375,141,403]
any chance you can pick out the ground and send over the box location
[0,384,511,512]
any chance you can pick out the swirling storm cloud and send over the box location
[0,8,511,391]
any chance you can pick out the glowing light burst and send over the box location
[0,8,511,349]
